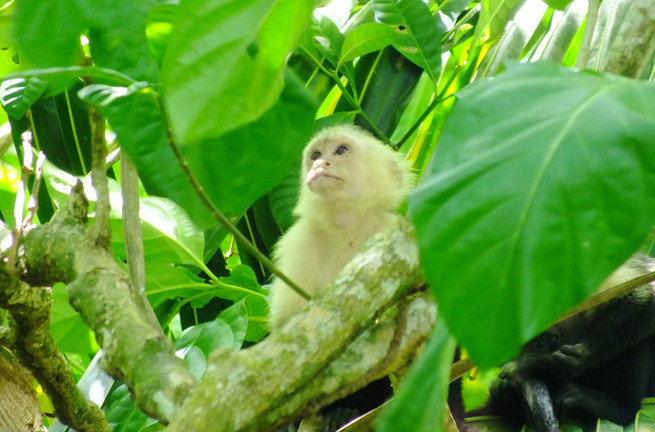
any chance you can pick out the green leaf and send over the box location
[14,0,85,68]
[471,0,524,48]
[541,0,573,10]
[409,62,655,368]
[372,0,443,84]
[0,77,48,119]
[634,412,655,432]
[377,318,456,432]
[179,71,317,221]
[597,420,624,432]
[145,263,267,311]
[269,159,300,232]
[311,16,358,90]
[78,82,150,106]
[244,295,269,342]
[92,90,215,229]
[104,384,150,432]
[146,4,176,68]
[86,0,159,82]
[340,22,398,64]
[183,346,208,380]
[53,81,93,176]
[175,320,234,356]
[162,0,313,144]
[93,71,316,229]
[0,158,19,227]
[50,283,99,355]
[145,263,211,309]
[217,300,249,349]
[1,66,136,87]
[135,197,205,265]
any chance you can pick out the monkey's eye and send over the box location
[310,151,322,160]
[335,145,349,155]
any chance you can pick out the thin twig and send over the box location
[14,132,33,232]
[106,147,121,167]
[87,104,112,249]
[24,152,46,227]
[121,152,161,330]
[153,99,312,301]
[9,132,34,276]
[556,269,655,323]
[298,45,390,144]
[394,92,456,150]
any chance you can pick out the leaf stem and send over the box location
[299,46,390,144]
[395,65,461,149]
[152,95,312,301]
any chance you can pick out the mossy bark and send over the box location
[167,222,430,432]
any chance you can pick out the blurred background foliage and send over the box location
[1,0,654,430]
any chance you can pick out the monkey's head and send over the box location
[295,125,414,217]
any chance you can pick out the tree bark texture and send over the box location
[7,184,197,423]
[166,221,430,432]
[0,352,44,432]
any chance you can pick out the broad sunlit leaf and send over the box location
[410,62,655,368]
[162,0,313,144]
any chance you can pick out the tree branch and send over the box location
[0,226,110,432]
[121,152,160,330]
[8,184,197,423]
[86,104,111,249]
[166,222,426,432]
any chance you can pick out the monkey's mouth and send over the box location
[307,170,343,184]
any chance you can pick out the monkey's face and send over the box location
[303,135,366,202]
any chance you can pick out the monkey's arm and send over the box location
[552,282,655,376]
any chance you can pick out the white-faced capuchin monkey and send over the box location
[269,124,414,330]
[485,254,655,432]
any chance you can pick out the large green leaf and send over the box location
[88,71,316,228]
[372,0,443,84]
[89,88,215,228]
[161,0,313,144]
[13,0,85,69]
[409,62,655,368]
[340,22,398,65]
[87,0,159,82]
[377,318,456,432]
[179,71,317,221]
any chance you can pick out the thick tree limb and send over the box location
[9,184,197,423]
[167,222,426,432]
[0,351,45,432]
[0,228,109,432]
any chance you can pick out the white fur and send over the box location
[269,125,414,330]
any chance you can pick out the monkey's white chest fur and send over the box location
[269,213,396,329]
